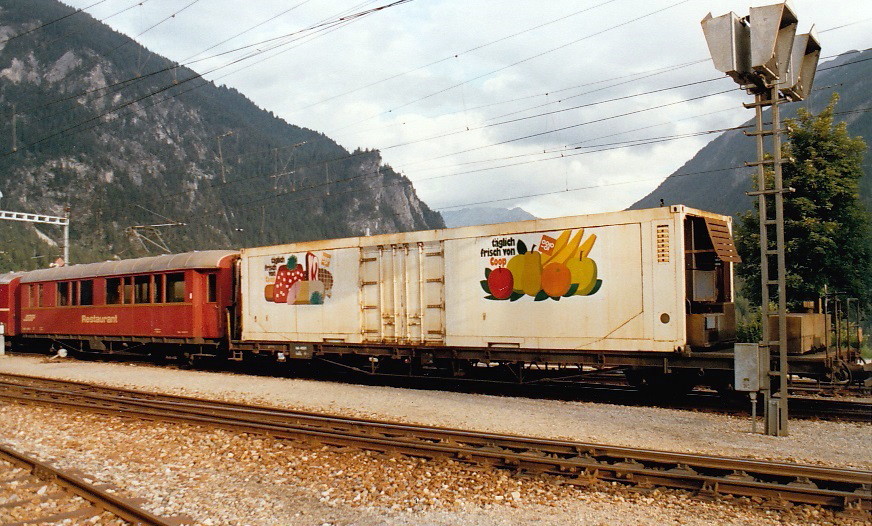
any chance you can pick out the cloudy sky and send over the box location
[63,0,871,218]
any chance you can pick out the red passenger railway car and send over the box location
[14,251,237,355]
[0,272,22,338]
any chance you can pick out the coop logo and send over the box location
[81,315,119,324]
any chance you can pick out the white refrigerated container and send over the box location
[240,205,738,353]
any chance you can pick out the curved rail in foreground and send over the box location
[0,443,183,525]
[0,373,869,513]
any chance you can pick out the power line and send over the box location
[176,0,316,64]
[0,0,114,44]
[209,84,737,191]
[8,5,872,218]
[20,0,407,117]
[328,0,693,135]
[36,0,158,52]
[6,1,416,154]
[378,78,726,155]
[212,104,870,218]
[293,0,623,113]
[54,51,872,216]
[199,52,870,197]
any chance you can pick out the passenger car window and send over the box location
[57,282,70,307]
[134,275,151,304]
[124,277,135,304]
[80,280,94,306]
[166,273,185,303]
[106,278,121,305]
[207,273,217,303]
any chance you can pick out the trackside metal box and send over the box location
[239,206,737,354]
[734,343,769,391]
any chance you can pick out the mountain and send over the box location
[631,49,872,216]
[0,0,443,271]
[440,206,537,228]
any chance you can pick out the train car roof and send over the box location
[241,205,733,257]
[18,250,239,283]
[0,272,22,285]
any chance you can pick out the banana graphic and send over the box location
[547,229,584,265]
[574,233,597,260]
[544,229,571,261]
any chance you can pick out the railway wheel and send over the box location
[828,361,853,385]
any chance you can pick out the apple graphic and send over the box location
[487,267,514,299]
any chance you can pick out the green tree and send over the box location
[736,95,872,309]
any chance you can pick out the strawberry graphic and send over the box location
[272,256,306,303]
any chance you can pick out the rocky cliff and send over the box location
[0,0,443,270]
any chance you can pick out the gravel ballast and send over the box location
[1,403,864,526]
[1,356,868,469]
[0,355,870,525]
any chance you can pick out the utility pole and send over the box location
[216,131,233,184]
[271,141,306,192]
[11,103,17,153]
[702,1,820,436]
[63,207,70,265]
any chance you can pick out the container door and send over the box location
[420,241,445,344]
[360,246,389,342]
[359,242,445,344]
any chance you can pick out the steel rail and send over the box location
[1,369,869,423]
[0,375,869,511]
[0,443,181,526]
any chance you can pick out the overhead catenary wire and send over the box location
[208,83,739,191]
[36,0,158,52]
[327,0,694,135]
[216,105,872,221]
[185,52,870,200]
[203,1,389,87]
[11,0,864,167]
[0,0,114,45]
[6,3,872,229]
[15,46,869,221]
[293,0,623,113]
[0,2,864,250]
[176,0,316,64]
[208,105,871,220]
[18,0,411,117]
[4,0,417,154]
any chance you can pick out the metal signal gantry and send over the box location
[701,1,820,437]
[0,208,70,265]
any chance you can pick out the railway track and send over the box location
[8,352,870,422]
[341,371,872,422]
[0,373,869,513]
[0,443,183,525]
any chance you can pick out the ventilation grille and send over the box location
[656,224,670,263]
[703,218,742,263]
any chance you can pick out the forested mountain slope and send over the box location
[631,50,871,216]
[0,0,443,271]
